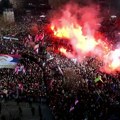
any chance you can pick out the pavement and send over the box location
[0,100,55,120]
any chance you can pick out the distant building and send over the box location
[3,9,15,23]
[9,0,24,9]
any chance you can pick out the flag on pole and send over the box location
[46,53,54,61]
[35,32,44,42]
[69,106,74,112]
[57,65,63,75]
[34,44,39,53]
[94,75,103,83]
[75,99,79,105]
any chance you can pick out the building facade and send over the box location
[9,0,24,9]
[3,9,15,22]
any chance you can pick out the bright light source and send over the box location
[40,15,46,18]
[111,15,117,18]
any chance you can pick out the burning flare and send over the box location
[50,3,120,73]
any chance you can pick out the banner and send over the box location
[2,36,18,41]
[0,55,20,69]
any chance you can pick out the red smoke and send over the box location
[50,3,120,74]
[30,24,39,35]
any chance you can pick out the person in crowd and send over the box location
[31,106,35,116]
[0,102,1,114]
[0,14,120,120]
[18,106,23,117]
[38,105,43,120]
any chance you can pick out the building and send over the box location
[3,9,15,23]
[9,0,24,9]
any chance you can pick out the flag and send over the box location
[34,44,39,53]
[18,83,24,92]
[94,75,103,83]
[57,65,63,75]
[0,55,20,69]
[75,99,79,105]
[69,106,74,112]
[35,32,44,42]
[96,90,103,101]
[71,58,77,64]
[2,36,18,41]
[46,53,54,61]
[23,68,26,74]
[14,66,19,74]
[18,65,24,72]
[28,34,32,40]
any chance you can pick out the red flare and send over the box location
[50,3,120,74]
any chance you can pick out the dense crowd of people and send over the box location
[0,14,120,120]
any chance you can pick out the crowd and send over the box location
[0,14,120,120]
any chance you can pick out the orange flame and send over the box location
[50,3,120,73]
[59,47,67,54]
